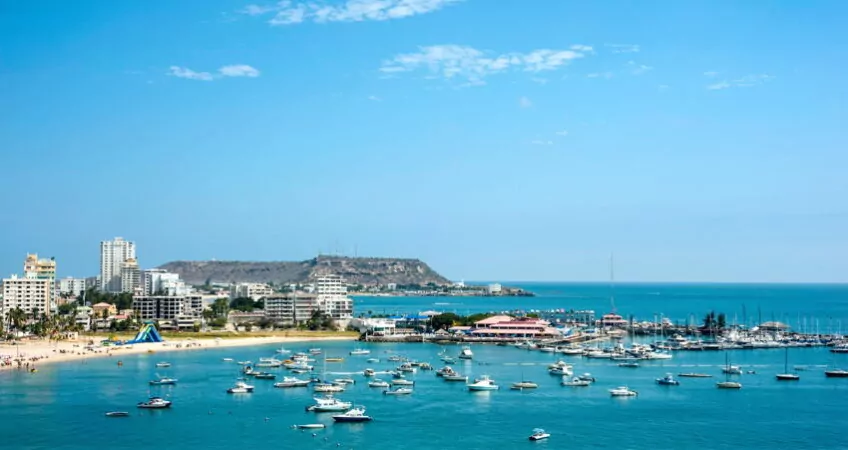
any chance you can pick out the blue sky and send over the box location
[1,0,847,282]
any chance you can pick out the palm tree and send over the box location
[9,308,26,334]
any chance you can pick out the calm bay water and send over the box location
[2,283,848,449]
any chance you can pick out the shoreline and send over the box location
[0,334,358,372]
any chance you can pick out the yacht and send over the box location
[458,346,474,360]
[274,377,310,388]
[368,379,390,388]
[307,395,352,412]
[510,381,538,390]
[529,428,550,441]
[383,387,413,395]
[656,374,680,386]
[332,407,372,422]
[227,381,255,394]
[561,377,591,387]
[363,368,376,377]
[313,383,345,393]
[608,386,638,397]
[539,346,556,353]
[467,375,499,391]
[350,349,371,356]
[137,397,172,409]
[149,377,178,386]
[585,350,612,359]
[776,347,800,381]
[155,362,171,368]
[436,366,457,377]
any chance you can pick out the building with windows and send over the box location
[23,254,56,311]
[131,294,204,330]
[100,237,136,293]
[314,275,353,328]
[120,258,141,294]
[230,283,274,300]
[141,269,191,296]
[1,274,51,319]
[57,277,86,298]
[263,293,319,327]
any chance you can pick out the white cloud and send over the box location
[168,64,261,81]
[555,130,569,136]
[587,71,613,79]
[707,74,774,90]
[219,64,261,77]
[379,44,593,85]
[570,44,594,53]
[628,60,653,75]
[606,44,640,54]
[168,66,214,81]
[519,96,533,108]
[241,0,463,25]
[531,139,553,146]
[368,95,382,101]
[703,71,719,77]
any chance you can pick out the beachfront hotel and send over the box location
[1,274,52,318]
[23,253,56,311]
[99,237,135,293]
[315,275,353,327]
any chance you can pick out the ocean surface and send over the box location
[355,283,848,330]
[2,283,848,449]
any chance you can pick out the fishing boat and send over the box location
[825,369,848,378]
[510,381,538,390]
[717,354,743,389]
[529,428,550,441]
[105,411,130,417]
[561,377,591,387]
[458,346,474,360]
[155,362,171,368]
[274,377,310,388]
[776,347,800,381]
[656,374,680,386]
[467,375,499,391]
[149,376,178,386]
[307,395,352,412]
[608,386,637,397]
[227,381,255,394]
[349,349,371,356]
[137,397,172,409]
[332,407,373,422]
[368,379,390,388]
[383,387,413,395]
[678,373,712,378]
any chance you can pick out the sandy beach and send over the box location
[0,334,358,371]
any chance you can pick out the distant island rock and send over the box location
[158,256,452,287]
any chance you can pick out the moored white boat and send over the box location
[368,379,390,388]
[529,428,550,441]
[656,374,680,386]
[274,377,310,388]
[467,375,498,391]
[458,346,474,360]
[511,381,538,390]
[609,386,637,397]
[383,387,413,395]
[227,381,254,394]
[350,349,371,356]
[561,377,591,387]
[313,383,344,393]
[307,395,352,412]
[332,407,372,422]
[137,397,172,409]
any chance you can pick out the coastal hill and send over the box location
[158,256,452,287]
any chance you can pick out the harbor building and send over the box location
[120,258,141,294]
[1,274,51,319]
[23,254,56,311]
[100,237,136,293]
[230,282,274,300]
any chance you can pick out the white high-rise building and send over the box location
[142,269,191,296]
[57,277,86,298]
[315,275,353,327]
[120,258,141,294]
[100,237,136,293]
[2,275,51,319]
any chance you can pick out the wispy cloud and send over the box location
[379,44,593,85]
[531,139,553,146]
[606,44,640,54]
[241,0,463,25]
[587,71,613,79]
[168,65,261,81]
[627,60,653,75]
[555,130,569,136]
[707,74,774,90]
[519,96,533,108]
[703,71,719,78]
[368,95,382,101]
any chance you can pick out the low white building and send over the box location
[350,318,397,335]
[230,283,274,300]
[142,269,191,296]
[487,283,502,295]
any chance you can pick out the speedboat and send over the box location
[137,397,172,409]
[458,346,474,360]
[577,373,596,383]
[561,377,591,387]
[363,368,376,377]
[105,411,130,417]
[436,366,457,377]
[155,362,171,368]
[716,381,743,389]
[332,407,372,422]
[307,395,352,412]
[350,349,371,356]
[275,377,311,388]
[467,375,498,391]
[510,381,538,390]
[656,374,680,386]
[825,369,848,378]
[609,386,637,397]
[368,379,390,388]
[314,383,345,393]
[383,387,413,395]
[529,428,550,441]
[227,381,255,394]
[149,377,178,386]
[391,378,415,386]
[679,373,712,378]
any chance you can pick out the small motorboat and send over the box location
[436,366,457,377]
[656,374,680,386]
[391,378,415,386]
[618,362,640,368]
[716,381,743,389]
[227,381,255,394]
[332,407,372,422]
[418,362,433,371]
[307,396,352,412]
[510,381,538,390]
[467,375,498,391]
[294,423,325,429]
[237,361,252,365]
[308,348,322,355]
[137,397,172,409]
[350,349,371,356]
[333,378,356,385]
[149,377,178,386]
[458,346,474,360]
[325,357,344,363]
[275,347,291,354]
[548,366,573,376]
[609,386,638,397]
[577,373,596,383]
[313,383,345,393]
[275,377,311,388]
[722,365,743,375]
[254,373,277,380]
[529,428,550,441]
[363,368,376,377]
[559,347,584,355]
[825,369,848,378]
[679,373,712,378]
[396,363,415,373]
[383,387,413,395]
[561,377,591,387]
[155,362,171,368]
[105,411,130,417]
[441,356,456,364]
[368,379,390,388]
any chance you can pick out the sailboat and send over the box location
[776,346,800,381]
[717,353,742,389]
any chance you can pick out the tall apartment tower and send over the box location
[23,253,56,311]
[100,237,136,293]
[120,257,141,294]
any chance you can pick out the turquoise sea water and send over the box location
[2,284,848,449]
